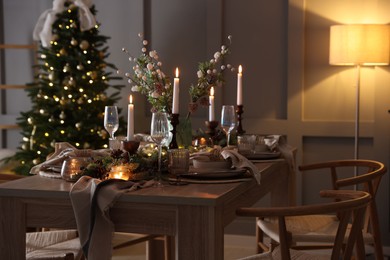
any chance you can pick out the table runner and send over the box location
[69,176,154,260]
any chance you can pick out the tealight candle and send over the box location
[127,95,134,141]
[209,87,215,121]
[237,65,243,105]
[172,67,180,114]
[110,165,129,180]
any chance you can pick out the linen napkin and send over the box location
[30,142,109,176]
[220,149,261,184]
[69,176,154,260]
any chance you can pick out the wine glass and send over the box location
[104,106,119,141]
[150,112,170,187]
[221,105,236,147]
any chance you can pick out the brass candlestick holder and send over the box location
[205,120,219,144]
[236,105,245,135]
[169,113,179,149]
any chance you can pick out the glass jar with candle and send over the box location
[61,157,91,182]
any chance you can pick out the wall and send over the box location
[1,0,389,247]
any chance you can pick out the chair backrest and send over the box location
[298,159,386,258]
[237,190,371,260]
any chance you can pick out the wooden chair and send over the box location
[0,173,172,260]
[236,189,371,260]
[253,159,386,259]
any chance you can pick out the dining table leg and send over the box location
[0,198,26,259]
[176,204,224,260]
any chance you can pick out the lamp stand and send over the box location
[354,65,360,161]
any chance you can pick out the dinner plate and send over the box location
[242,151,281,160]
[181,168,247,179]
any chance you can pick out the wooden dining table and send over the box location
[0,160,291,260]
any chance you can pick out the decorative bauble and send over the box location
[75,122,82,129]
[48,116,54,123]
[77,98,83,104]
[63,64,71,73]
[60,99,66,105]
[39,109,46,115]
[90,71,98,79]
[37,92,42,99]
[21,144,28,150]
[59,111,66,119]
[70,38,78,46]
[79,40,89,50]
[27,117,33,124]
[59,48,67,55]
[33,159,40,165]
[68,77,75,86]
[48,72,54,81]
[77,64,84,71]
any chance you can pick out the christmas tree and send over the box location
[10,0,124,175]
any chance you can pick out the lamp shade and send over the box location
[329,24,390,66]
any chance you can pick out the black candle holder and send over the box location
[205,120,219,143]
[169,113,179,149]
[236,105,245,135]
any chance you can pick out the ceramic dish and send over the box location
[192,159,232,169]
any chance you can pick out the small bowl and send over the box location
[192,158,232,169]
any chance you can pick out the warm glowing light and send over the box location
[64,86,68,90]
[60,120,64,124]
[75,143,80,147]
[60,130,65,134]
[44,133,49,137]
[210,87,215,96]
[238,65,243,73]
[37,151,41,155]
[129,95,133,104]
[89,80,93,84]
[175,67,179,78]
[49,83,53,87]
[87,60,91,64]
[88,99,92,103]
[83,51,87,54]
[79,88,84,92]
[68,94,73,98]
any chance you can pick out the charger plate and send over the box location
[180,167,247,179]
[169,176,252,184]
[243,151,281,160]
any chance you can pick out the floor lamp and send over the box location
[329,24,390,160]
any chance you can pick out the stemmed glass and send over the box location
[221,105,236,147]
[104,106,119,140]
[150,112,170,187]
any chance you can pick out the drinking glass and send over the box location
[221,105,236,147]
[104,106,119,140]
[168,149,189,185]
[150,112,170,187]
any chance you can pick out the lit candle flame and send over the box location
[210,86,215,96]
[238,65,243,74]
[175,67,179,78]
[129,94,133,104]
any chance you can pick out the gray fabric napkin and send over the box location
[69,176,154,260]
[30,142,109,175]
[220,149,261,184]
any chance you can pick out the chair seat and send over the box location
[26,230,83,260]
[258,214,374,244]
[238,246,331,260]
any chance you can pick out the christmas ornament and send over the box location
[59,48,67,55]
[63,64,71,73]
[33,159,40,165]
[77,64,84,70]
[75,122,82,129]
[27,117,33,124]
[79,40,89,50]
[70,38,78,46]
[59,111,66,119]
